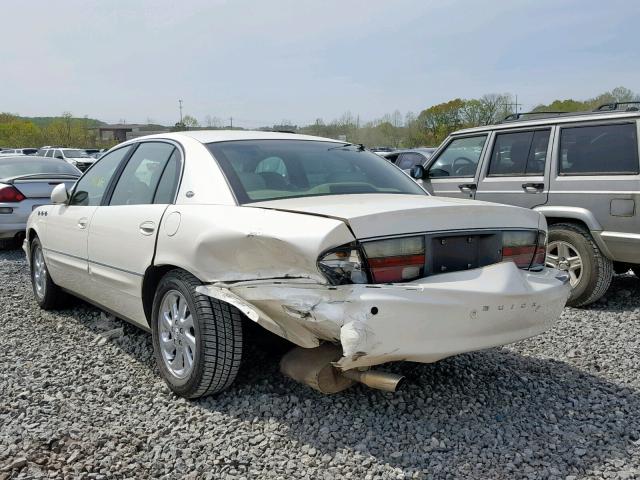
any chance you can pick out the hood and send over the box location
[250,194,542,239]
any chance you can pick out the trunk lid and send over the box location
[7,174,79,199]
[250,194,542,238]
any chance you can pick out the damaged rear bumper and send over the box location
[197,262,570,370]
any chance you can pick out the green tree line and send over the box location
[296,86,639,148]
[0,112,111,149]
[2,87,637,150]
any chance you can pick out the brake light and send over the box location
[502,230,545,269]
[363,236,425,283]
[0,185,26,202]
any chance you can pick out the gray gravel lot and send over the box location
[1,248,639,479]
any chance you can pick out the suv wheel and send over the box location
[546,223,613,307]
[151,270,243,398]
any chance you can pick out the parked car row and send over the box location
[408,104,640,306]
[23,130,570,398]
[1,147,107,169]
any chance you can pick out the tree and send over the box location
[182,115,199,128]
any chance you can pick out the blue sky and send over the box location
[1,0,638,127]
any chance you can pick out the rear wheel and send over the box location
[151,270,243,398]
[546,223,613,307]
[30,237,66,309]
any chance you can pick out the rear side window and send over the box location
[560,123,639,175]
[109,142,175,206]
[428,135,487,178]
[153,148,181,204]
[488,129,550,176]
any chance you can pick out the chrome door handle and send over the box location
[458,183,477,192]
[522,182,544,193]
[77,218,88,229]
[139,221,156,236]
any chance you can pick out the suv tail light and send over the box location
[0,185,26,202]
[502,230,546,270]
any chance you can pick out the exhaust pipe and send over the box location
[342,369,405,393]
[280,344,405,394]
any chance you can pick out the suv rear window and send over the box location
[488,130,550,176]
[559,123,639,175]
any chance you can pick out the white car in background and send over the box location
[24,131,570,398]
[38,148,96,171]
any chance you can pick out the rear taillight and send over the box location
[530,231,547,270]
[363,236,425,283]
[0,185,26,202]
[502,230,546,270]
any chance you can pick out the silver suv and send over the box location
[411,103,640,306]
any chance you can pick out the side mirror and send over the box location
[410,164,426,180]
[51,183,69,204]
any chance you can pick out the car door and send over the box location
[548,120,640,263]
[475,127,552,208]
[87,141,181,326]
[44,146,131,296]
[419,134,489,199]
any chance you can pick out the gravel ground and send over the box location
[1,248,639,480]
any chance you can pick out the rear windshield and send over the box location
[207,140,426,203]
[0,159,80,179]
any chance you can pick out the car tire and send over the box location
[30,237,66,309]
[547,223,613,307]
[151,269,243,398]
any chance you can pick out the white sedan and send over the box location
[24,131,570,397]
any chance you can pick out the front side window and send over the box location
[69,147,130,206]
[559,123,639,175]
[488,129,550,176]
[109,142,175,206]
[428,135,487,178]
[207,140,426,204]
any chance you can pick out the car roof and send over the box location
[122,130,345,145]
[452,110,640,136]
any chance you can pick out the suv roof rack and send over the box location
[594,101,640,112]
[502,111,567,122]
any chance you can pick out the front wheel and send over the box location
[546,223,613,307]
[151,270,243,398]
[30,237,66,309]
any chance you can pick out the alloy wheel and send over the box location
[33,246,47,299]
[546,240,583,287]
[158,290,196,379]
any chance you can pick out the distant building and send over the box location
[94,124,171,142]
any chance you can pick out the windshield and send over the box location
[207,140,427,203]
[62,149,90,158]
[0,159,80,179]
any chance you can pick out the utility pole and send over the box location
[230,116,233,128]
[501,94,522,117]
[178,99,183,124]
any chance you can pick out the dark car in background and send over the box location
[380,148,436,171]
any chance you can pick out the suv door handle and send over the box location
[139,221,156,236]
[522,182,544,193]
[458,183,477,192]
[77,218,88,229]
